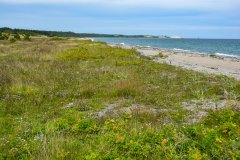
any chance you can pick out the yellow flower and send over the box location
[216,137,223,143]
[129,140,134,144]
[161,139,168,143]
[113,126,119,130]
[115,136,123,142]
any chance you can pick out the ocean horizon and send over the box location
[94,38,240,57]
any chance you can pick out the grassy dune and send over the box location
[0,38,240,159]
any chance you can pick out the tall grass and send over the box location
[0,37,239,159]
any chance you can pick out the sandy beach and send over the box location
[109,44,240,80]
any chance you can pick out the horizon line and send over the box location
[1,26,240,40]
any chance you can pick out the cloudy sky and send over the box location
[0,0,240,38]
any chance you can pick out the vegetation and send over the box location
[8,36,17,43]
[50,37,67,41]
[23,33,31,41]
[0,37,239,159]
[209,54,217,58]
[155,52,168,58]
[0,27,158,38]
[0,32,22,42]
[14,34,21,40]
[0,32,9,40]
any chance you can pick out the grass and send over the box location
[155,52,168,58]
[50,37,67,41]
[209,54,217,58]
[0,37,240,159]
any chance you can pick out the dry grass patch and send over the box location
[114,79,143,98]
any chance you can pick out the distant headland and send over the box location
[0,27,182,39]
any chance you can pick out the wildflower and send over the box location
[115,136,123,143]
[215,137,223,143]
[161,139,168,143]
[188,148,193,153]
[113,126,119,130]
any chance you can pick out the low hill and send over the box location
[0,27,155,38]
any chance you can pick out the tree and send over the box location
[0,33,9,40]
[14,33,21,40]
[23,33,31,41]
[3,34,9,40]
[0,32,3,40]
[8,35,16,43]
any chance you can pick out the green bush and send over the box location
[73,119,99,133]
[14,34,21,40]
[156,52,168,58]
[0,33,9,40]
[8,36,16,43]
[209,54,217,58]
[0,32,3,40]
[23,33,31,41]
[50,37,65,41]
[59,47,92,60]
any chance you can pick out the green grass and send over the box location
[0,38,239,159]
[209,54,217,58]
[50,37,67,41]
[155,52,168,58]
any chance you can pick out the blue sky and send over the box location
[0,0,240,38]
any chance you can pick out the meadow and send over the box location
[0,37,239,159]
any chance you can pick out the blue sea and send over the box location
[94,38,240,57]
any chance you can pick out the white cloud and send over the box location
[0,0,239,10]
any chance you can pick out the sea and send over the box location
[94,38,240,57]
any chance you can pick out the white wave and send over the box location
[173,48,190,52]
[173,48,182,51]
[214,53,238,58]
[120,43,125,45]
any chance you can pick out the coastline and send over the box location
[107,43,240,80]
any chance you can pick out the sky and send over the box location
[0,0,240,38]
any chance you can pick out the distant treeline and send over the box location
[0,27,152,38]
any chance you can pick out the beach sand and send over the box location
[110,44,240,80]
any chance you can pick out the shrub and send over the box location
[46,118,70,132]
[50,37,65,41]
[59,47,91,60]
[0,33,9,40]
[209,54,217,58]
[14,34,21,40]
[23,33,31,41]
[72,119,99,133]
[156,52,168,58]
[8,36,16,43]
[0,32,3,40]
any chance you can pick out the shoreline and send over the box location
[106,42,240,58]
[107,43,240,80]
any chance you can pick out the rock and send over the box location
[63,102,74,109]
